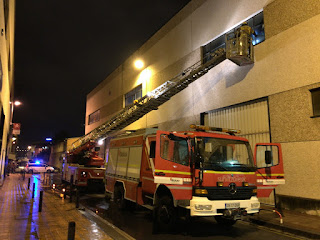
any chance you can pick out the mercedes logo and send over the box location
[229,183,237,195]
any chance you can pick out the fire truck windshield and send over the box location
[196,137,255,172]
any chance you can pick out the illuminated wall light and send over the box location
[134,59,144,69]
[137,68,152,86]
[98,139,104,145]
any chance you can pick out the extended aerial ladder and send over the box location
[70,23,254,152]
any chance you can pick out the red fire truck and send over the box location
[62,140,105,192]
[105,125,285,231]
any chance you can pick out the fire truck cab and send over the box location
[105,125,284,231]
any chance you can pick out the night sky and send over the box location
[14,0,191,147]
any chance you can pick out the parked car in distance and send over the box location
[25,163,55,174]
[15,166,26,173]
[15,161,28,173]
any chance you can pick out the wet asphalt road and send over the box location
[80,195,303,240]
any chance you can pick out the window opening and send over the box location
[310,88,320,117]
[125,85,142,107]
[88,110,100,125]
[202,11,265,64]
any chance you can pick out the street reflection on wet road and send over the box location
[80,196,297,240]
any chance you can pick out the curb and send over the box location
[249,218,320,239]
[79,205,135,240]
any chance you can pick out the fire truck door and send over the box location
[254,143,285,197]
[154,131,192,186]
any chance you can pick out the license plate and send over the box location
[225,202,240,209]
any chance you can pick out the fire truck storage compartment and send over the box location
[107,145,143,183]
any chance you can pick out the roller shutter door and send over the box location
[204,99,275,206]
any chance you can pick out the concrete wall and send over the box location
[86,0,320,206]
[0,0,15,185]
[49,141,65,170]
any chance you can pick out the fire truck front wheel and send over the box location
[153,195,177,233]
[113,185,126,210]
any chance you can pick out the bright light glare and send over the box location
[28,146,32,150]
[12,137,17,141]
[46,138,52,141]
[98,139,104,145]
[134,59,144,69]
[35,161,41,164]
[137,68,152,85]
[14,101,22,106]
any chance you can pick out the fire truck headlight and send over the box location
[195,204,212,211]
[195,188,208,195]
[81,171,87,178]
[251,202,260,209]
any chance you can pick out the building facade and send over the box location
[0,0,15,185]
[49,137,80,170]
[86,0,320,215]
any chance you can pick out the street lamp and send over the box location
[10,100,22,125]
[14,101,21,106]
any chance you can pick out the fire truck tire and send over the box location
[214,216,237,226]
[153,195,177,233]
[113,185,126,210]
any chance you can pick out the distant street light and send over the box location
[46,138,52,142]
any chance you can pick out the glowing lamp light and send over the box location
[46,138,52,141]
[28,146,32,150]
[14,101,22,106]
[134,59,144,69]
[137,68,152,85]
[98,139,104,145]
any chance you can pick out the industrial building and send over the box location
[86,0,320,215]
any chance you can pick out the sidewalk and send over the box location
[0,173,113,240]
[1,174,320,239]
[248,206,320,239]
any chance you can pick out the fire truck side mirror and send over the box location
[149,141,156,158]
[265,150,272,165]
[194,153,202,169]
